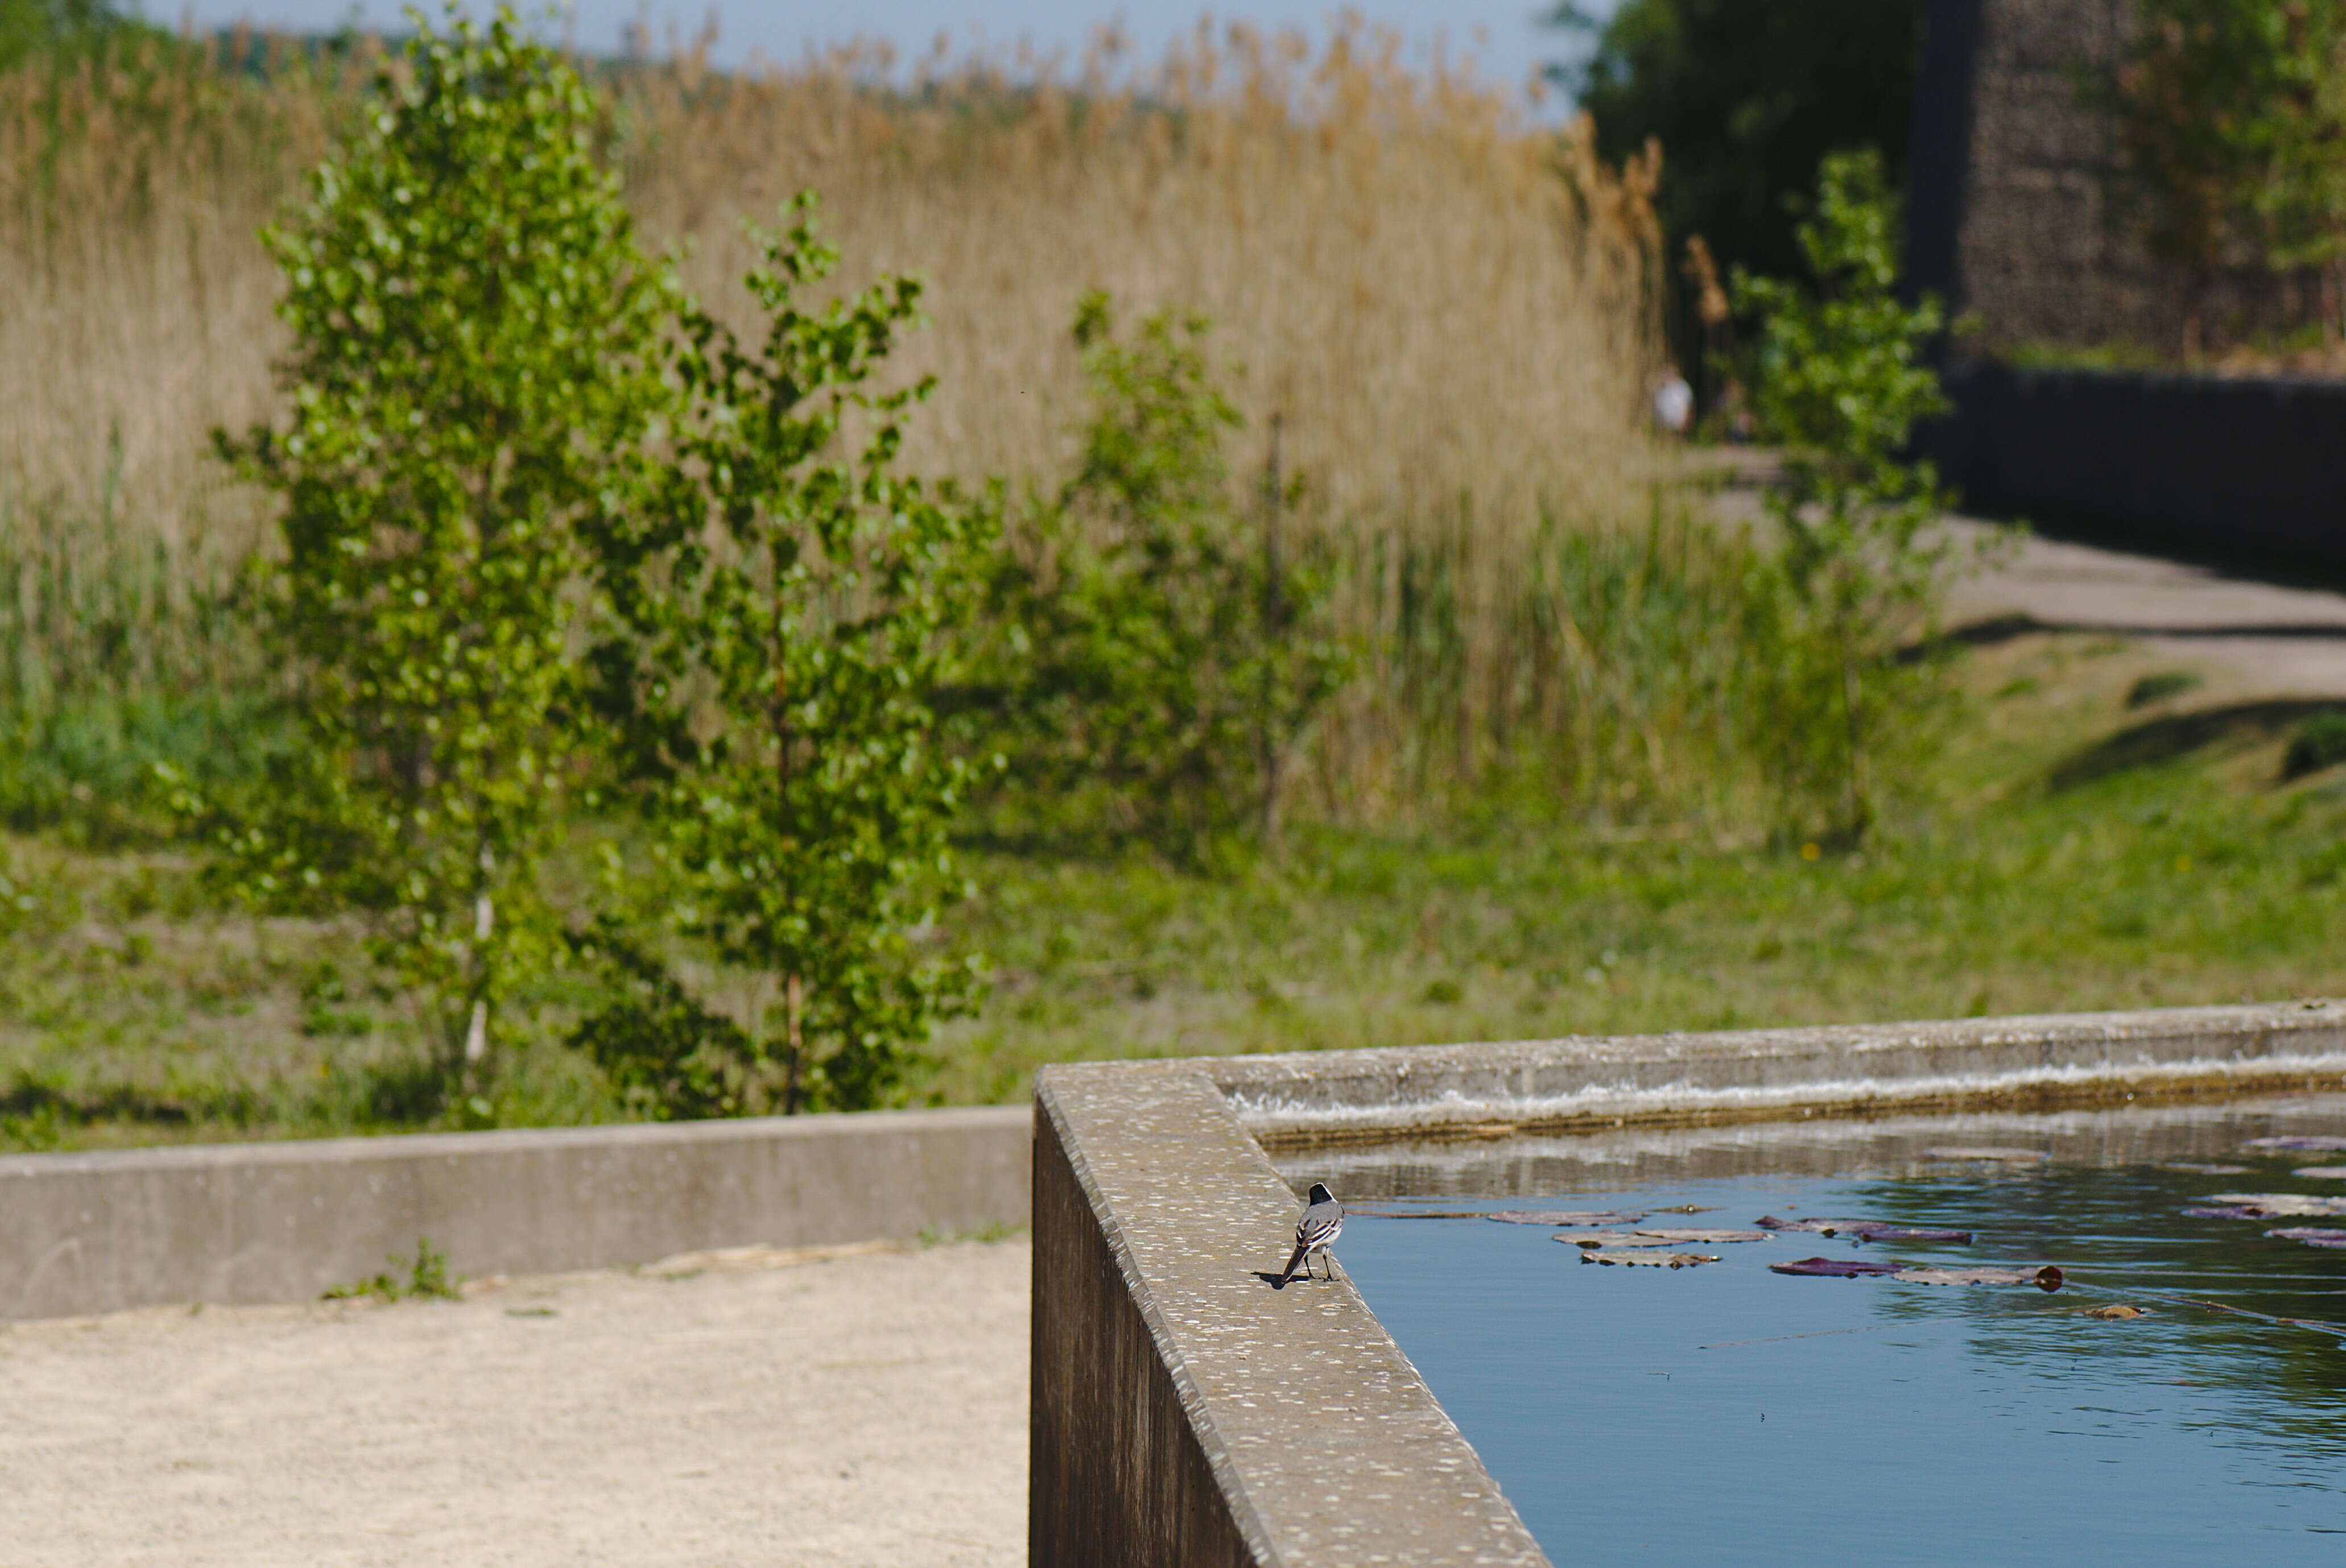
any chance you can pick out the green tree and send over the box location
[578,197,994,1114]
[1732,150,1957,846]
[977,293,1345,857]
[1547,0,1922,285]
[192,6,675,1091]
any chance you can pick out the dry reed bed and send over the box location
[0,25,1676,813]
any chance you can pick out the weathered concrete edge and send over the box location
[1031,1062,1548,1568]
[1196,1001,2346,1143]
[0,1105,1029,1322]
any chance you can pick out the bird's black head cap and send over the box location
[1307,1182,1335,1205]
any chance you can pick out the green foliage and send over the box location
[323,1236,461,1302]
[0,0,133,71]
[979,293,1346,854]
[565,918,759,1120]
[2283,711,2346,779]
[2109,0,2346,304]
[578,196,994,1114]
[1547,0,1922,282]
[185,6,676,1087]
[1731,151,1959,844]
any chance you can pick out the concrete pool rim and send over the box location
[1029,999,2346,1566]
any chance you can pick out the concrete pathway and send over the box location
[1944,517,2346,697]
[0,1238,1028,1567]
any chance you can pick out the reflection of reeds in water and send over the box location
[0,24,1733,820]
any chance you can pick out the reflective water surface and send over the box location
[1313,1096,2346,1566]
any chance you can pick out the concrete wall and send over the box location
[0,1106,1029,1322]
[1031,1065,1548,1568]
[1929,360,2346,557]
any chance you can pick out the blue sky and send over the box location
[143,3,1612,110]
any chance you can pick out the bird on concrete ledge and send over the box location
[1278,1182,1344,1285]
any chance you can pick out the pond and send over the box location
[1305,1095,2346,1566]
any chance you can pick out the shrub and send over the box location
[977,293,1347,856]
[577,197,995,1114]
[2284,711,2346,779]
[1732,149,1961,845]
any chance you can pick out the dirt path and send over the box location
[0,1237,1027,1567]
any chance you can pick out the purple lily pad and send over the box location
[1755,1215,1973,1244]
[1769,1256,1905,1277]
[2266,1227,2346,1249]
[1487,1210,1649,1227]
[2245,1136,2346,1152]
[2182,1206,2268,1219]
[1894,1264,2064,1292]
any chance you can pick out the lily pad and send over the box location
[2159,1162,2250,1175]
[1894,1264,2064,1292]
[2201,1192,2346,1217]
[1580,1250,1719,1268]
[2083,1304,2149,1320]
[1341,1208,1490,1220]
[2245,1136,2346,1152]
[1923,1146,2048,1162]
[1754,1216,1973,1244]
[1552,1231,1687,1249]
[1487,1210,1649,1227]
[2265,1227,2346,1248]
[1631,1227,1773,1244]
[1769,1256,1904,1277]
[2294,1167,2346,1180]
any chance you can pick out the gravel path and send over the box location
[0,1238,1028,1567]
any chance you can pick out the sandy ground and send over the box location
[0,1238,1028,1568]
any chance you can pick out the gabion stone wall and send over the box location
[1912,0,2322,353]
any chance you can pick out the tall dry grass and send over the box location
[0,22,1691,823]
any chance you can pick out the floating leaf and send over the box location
[1894,1265,2064,1292]
[2266,1227,2346,1249]
[2201,1193,2346,1217]
[1580,1250,1719,1268]
[1769,1256,1905,1277]
[1755,1215,1973,1244]
[2083,1304,2148,1320]
[2182,1206,2270,1219]
[1345,1208,1493,1220]
[2159,1162,2250,1175]
[1552,1231,1687,1249]
[1486,1210,1649,1227]
[2245,1136,2346,1152]
[1646,1205,1719,1215]
[2294,1167,2346,1180]
[1923,1146,2047,1162]
[1632,1227,1773,1244]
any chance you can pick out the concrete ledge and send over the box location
[1206,1000,2346,1144]
[1031,1001,2346,1565]
[1031,1065,1545,1567]
[1,1106,1030,1322]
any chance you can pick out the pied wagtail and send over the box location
[1278,1182,1344,1284]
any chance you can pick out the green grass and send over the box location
[8,628,2346,1152]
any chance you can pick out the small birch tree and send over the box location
[200,6,674,1090]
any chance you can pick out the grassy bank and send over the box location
[10,625,2346,1152]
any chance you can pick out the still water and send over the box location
[1320,1099,2346,1566]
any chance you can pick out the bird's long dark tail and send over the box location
[1278,1242,1309,1284]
